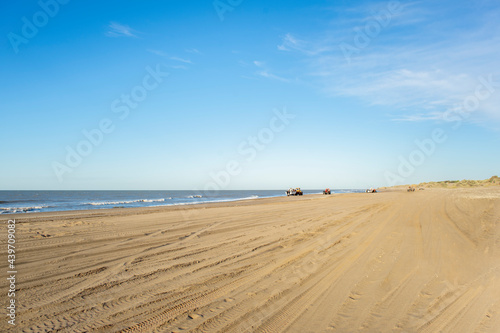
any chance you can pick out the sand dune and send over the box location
[2,187,500,332]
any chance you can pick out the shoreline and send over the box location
[6,186,490,222]
[1,190,345,217]
[8,193,334,223]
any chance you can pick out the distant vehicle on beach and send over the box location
[366,188,377,193]
[323,188,331,195]
[286,188,303,196]
[407,187,416,192]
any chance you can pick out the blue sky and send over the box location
[1,0,499,190]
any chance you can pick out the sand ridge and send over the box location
[1,187,500,332]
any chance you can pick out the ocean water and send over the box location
[0,189,364,214]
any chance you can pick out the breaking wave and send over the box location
[0,206,48,214]
[86,198,171,206]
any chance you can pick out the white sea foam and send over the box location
[158,195,261,207]
[86,198,168,206]
[0,206,47,214]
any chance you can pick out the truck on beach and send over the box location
[286,188,303,196]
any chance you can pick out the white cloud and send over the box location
[147,50,193,65]
[249,60,291,82]
[391,112,448,122]
[106,22,138,38]
[275,1,500,125]
[185,48,201,54]
[169,56,192,64]
[257,71,291,83]
[277,33,331,55]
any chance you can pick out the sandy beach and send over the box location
[2,186,500,332]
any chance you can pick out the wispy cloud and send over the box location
[185,48,201,54]
[147,49,193,66]
[312,39,500,122]
[250,60,291,82]
[278,33,331,55]
[170,56,192,64]
[147,49,167,57]
[391,112,448,122]
[106,22,138,38]
[257,71,291,83]
[274,1,500,124]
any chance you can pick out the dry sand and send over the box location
[2,187,500,332]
